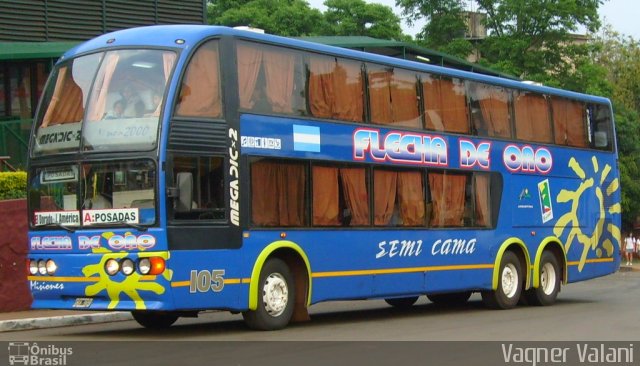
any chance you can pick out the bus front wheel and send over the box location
[524,251,561,306]
[481,251,522,309]
[243,258,295,330]
[131,311,178,329]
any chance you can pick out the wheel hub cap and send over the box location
[262,273,288,317]
[502,264,519,298]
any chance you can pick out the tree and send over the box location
[396,0,471,58]
[321,0,405,40]
[590,26,640,229]
[397,0,604,82]
[208,0,325,36]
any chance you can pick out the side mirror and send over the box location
[594,131,608,148]
[176,172,193,213]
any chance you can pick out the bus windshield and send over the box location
[33,49,176,155]
[29,160,157,228]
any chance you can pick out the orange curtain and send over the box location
[552,98,587,147]
[309,56,334,119]
[429,172,466,227]
[474,174,490,227]
[514,92,552,143]
[390,70,420,128]
[374,170,397,226]
[339,167,370,226]
[151,51,176,116]
[474,83,511,138]
[279,164,306,226]
[370,67,420,128]
[175,41,221,117]
[251,161,280,226]
[309,56,363,122]
[397,171,425,226]
[368,68,393,124]
[263,49,295,113]
[333,61,363,122]
[41,66,84,127]
[87,53,120,121]
[237,43,262,110]
[423,77,469,133]
[313,166,340,226]
[251,161,306,226]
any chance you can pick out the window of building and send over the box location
[250,158,307,227]
[422,74,469,133]
[367,64,421,129]
[468,81,512,138]
[175,40,222,118]
[514,91,553,143]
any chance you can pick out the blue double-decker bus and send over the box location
[26,25,621,330]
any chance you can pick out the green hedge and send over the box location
[0,171,27,200]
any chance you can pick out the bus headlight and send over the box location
[45,259,57,275]
[29,260,39,275]
[105,258,120,276]
[138,258,151,275]
[138,257,165,275]
[37,260,47,275]
[121,258,135,276]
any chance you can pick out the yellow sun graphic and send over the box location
[553,156,621,271]
[82,232,172,310]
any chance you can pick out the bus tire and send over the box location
[481,251,522,309]
[384,296,419,308]
[427,291,472,306]
[524,251,561,306]
[131,311,178,329]
[243,258,295,330]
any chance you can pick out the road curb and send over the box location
[0,312,132,332]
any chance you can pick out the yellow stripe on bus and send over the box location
[312,263,494,278]
[567,258,614,266]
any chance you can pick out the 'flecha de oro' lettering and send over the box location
[354,128,448,166]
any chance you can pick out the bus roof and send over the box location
[63,24,611,106]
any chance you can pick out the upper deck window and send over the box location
[368,65,421,129]
[468,81,512,139]
[175,40,222,118]
[514,91,552,144]
[422,75,469,133]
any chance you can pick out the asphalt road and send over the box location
[2,270,639,365]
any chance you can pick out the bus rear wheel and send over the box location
[427,291,472,306]
[524,251,561,306]
[384,296,419,308]
[481,251,522,309]
[131,311,179,329]
[243,258,295,330]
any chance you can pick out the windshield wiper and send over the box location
[36,223,77,233]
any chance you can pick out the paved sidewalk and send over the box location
[0,310,132,332]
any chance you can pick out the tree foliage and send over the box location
[397,0,604,82]
[591,26,640,229]
[207,0,405,39]
[207,0,324,36]
[321,0,404,40]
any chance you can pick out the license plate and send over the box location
[73,298,93,308]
